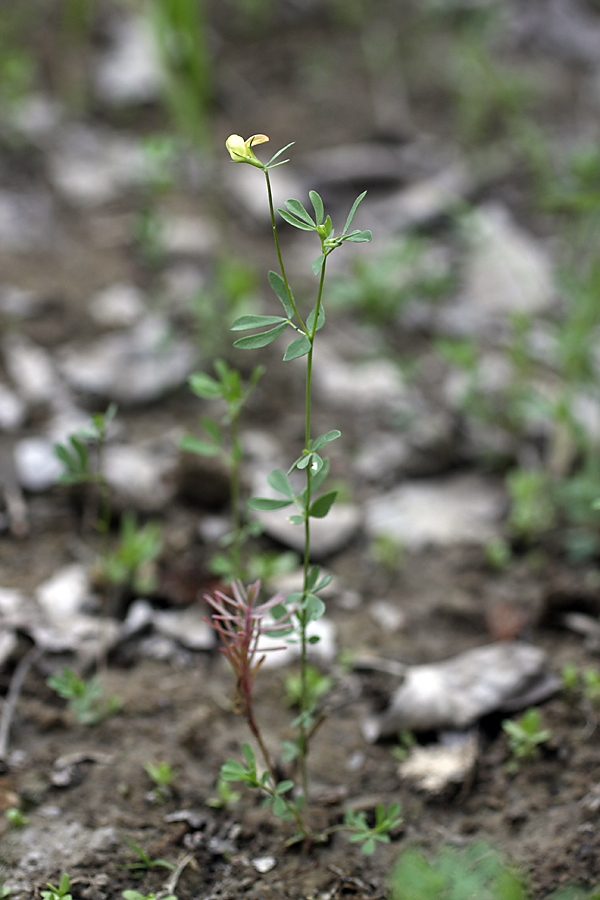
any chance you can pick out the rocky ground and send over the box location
[2,1,600,897]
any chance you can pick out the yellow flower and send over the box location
[225,133,269,168]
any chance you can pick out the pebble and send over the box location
[362,641,553,739]
[256,503,362,561]
[58,315,197,405]
[94,13,161,106]
[3,335,61,407]
[153,606,215,651]
[0,383,26,431]
[104,438,178,511]
[365,473,505,550]
[89,282,147,328]
[398,732,478,793]
[13,437,63,492]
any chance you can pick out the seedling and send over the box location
[391,730,416,763]
[99,513,163,597]
[46,668,121,726]
[122,836,176,873]
[182,359,264,582]
[41,874,73,900]
[502,708,552,771]
[206,777,241,809]
[4,807,28,828]
[54,403,117,544]
[343,802,403,856]
[144,761,177,802]
[284,665,332,710]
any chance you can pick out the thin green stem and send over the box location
[264,169,306,332]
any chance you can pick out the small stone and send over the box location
[153,607,215,651]
[363,641,553,739]
[94,13,161,106]
[0,383,26,431]
[89,282,147,328]
[252,856,277,874]
[59,315,196,405]
[35,564,91,623]
[365,473,505,549]
[369,600,405,634]
[3,336,60,406]
[398,732,478,793]
[13,437,63,492]
[256,503,362,561]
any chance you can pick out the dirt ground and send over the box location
[2,2,600,898]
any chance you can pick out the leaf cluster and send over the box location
[46,668,120,726]
[344,802,403,856]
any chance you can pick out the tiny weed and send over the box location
[100,513,163,596]
[502,708,552,771]
[206,777,241,809]
[4,807,28,828]
[284,665,332,710]
[41,874,73,900]
[123,836,176,873]
[144,761,177,802]
[344,802,403,856]
[390,730,416,762]
[46,668,121,726]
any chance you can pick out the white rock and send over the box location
[365,473,505,549]
[314,349,409,414]
[0,382,26,431]
[442,204,555,335]
[14,437,63,491]
[252,856,277,874]
[0,629,17,667]
[3,335,60,406]
[89,282,147,328]
[153,606,215,651]
[59,315,196,405]
[36,563,91,624]
[104,439,178,511]
[11,92,63,140]
[49,125,146,206]
[257,616,336,669]
[94,14,161,106]
[256,504,362,561]
[363,641,550,738]
[369,600,405,634]
[398,733,478,793]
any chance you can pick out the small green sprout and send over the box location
[206,777,241,809]
[144,761,177,802]
[562,664,600,705]
[502,708,552,771]
[100,513,162,596]
[284,665,332,710]
[122,836,176,873]
[46,668,121,726]
[41,874,73,900]
[4,807,28,828]
[390,730,416,762]
[344,802,403,856]
[0,886,11,898]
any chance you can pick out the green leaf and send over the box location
[283,335,312,361]
[220,759,248,781]
[277,208,315,231]
[309,491,337,518]
[275,779,295,794]
[288,515,304,525]
[233,323,288,350]
[304,593,326,621]
[268,270,295,319]
[268,469,295,499]
[231,314,287,332]
[312,255,325,276]
[342,190,367,235]
[311,430,341,452]
[188,371,220,398]
[310,457,330,493]
[179,435,219,456]
[306,304,325,333]
[309,190,324,225]
[248,497,294,511]
[201,417,221,444]
[242,743,256,769]
[343,229,372,243]
[306,565,320,591]
[285,198,315,226]
[266,141,294,167]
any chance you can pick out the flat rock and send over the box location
[256,503,362,561]
[13,437,63,491]
[58,315,196,405]
[363,641,554,739]
[398,732,478,793]
[153,606,215,651]
[89,282,147,328]
[365,473,505,549]
[441,204,555,335]
[48,125,146,206]
[94,13,161,106]
[314,348,410,414]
